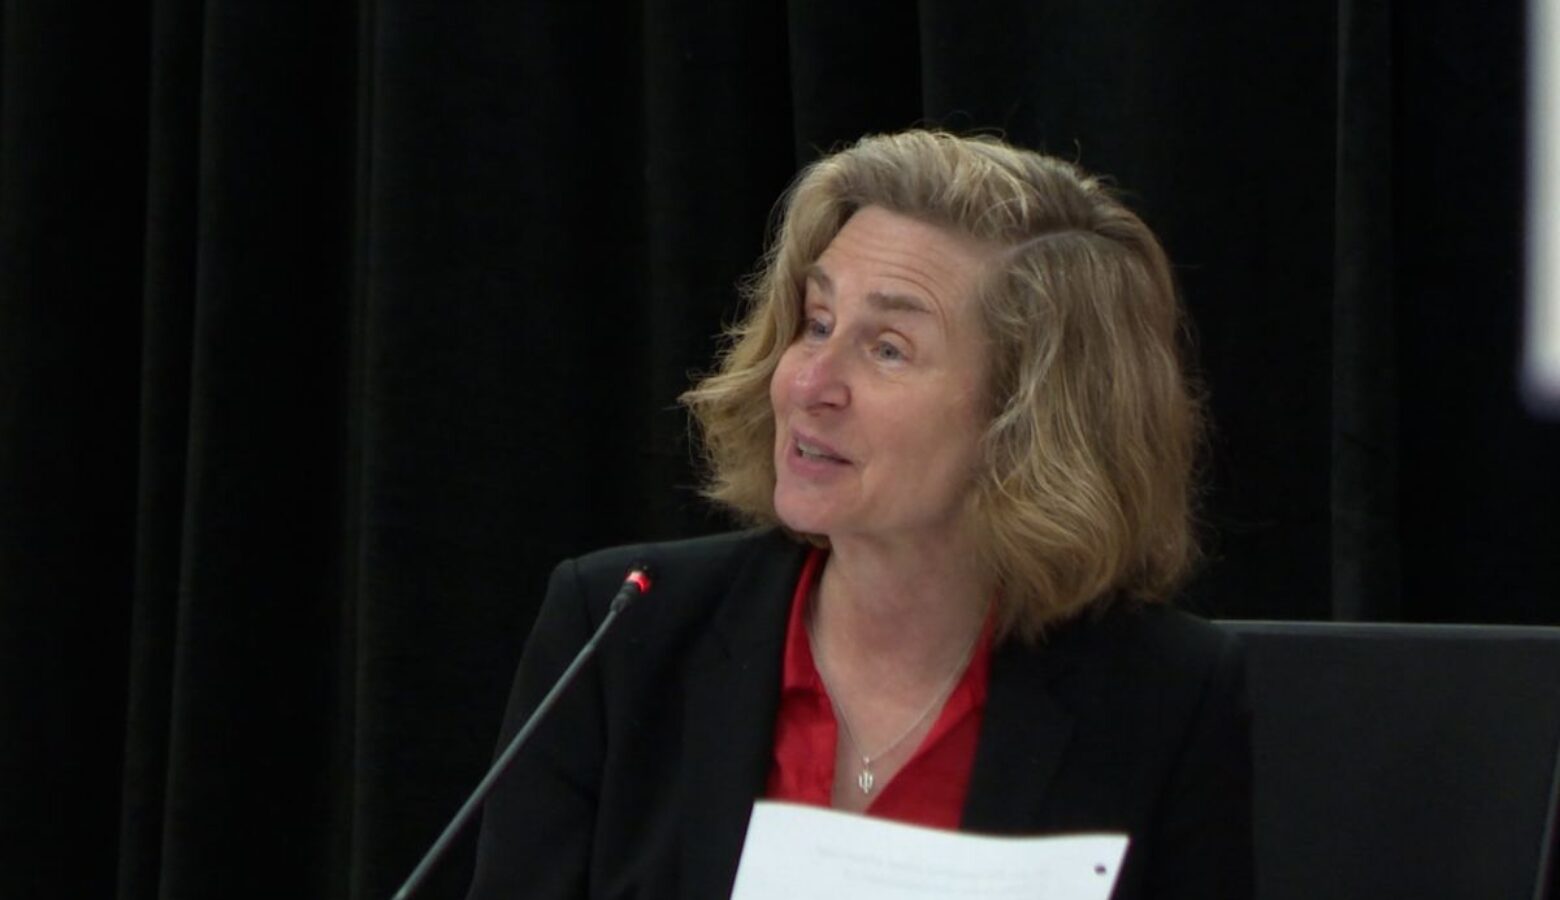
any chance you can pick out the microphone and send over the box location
[390,562,654,900]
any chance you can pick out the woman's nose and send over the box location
[792,342,850,410]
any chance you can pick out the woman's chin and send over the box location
[773,499,838,538]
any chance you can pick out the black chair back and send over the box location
[1224,621,1560,900]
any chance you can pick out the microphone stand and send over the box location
[391,566,651,900]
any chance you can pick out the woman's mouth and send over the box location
[795,438,848,463]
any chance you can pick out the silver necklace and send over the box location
[807,618,981,796]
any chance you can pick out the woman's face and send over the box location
[770,206,993,549]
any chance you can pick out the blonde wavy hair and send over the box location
[681,130,1205,641]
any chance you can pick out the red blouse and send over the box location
[763,547,993,829]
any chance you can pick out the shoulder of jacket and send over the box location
[558,527,797,613]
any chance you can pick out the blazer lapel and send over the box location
[679,531,809,898]
[961,631,1079,832]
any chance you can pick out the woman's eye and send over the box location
[873,341,906,362]
[802,317,830,339]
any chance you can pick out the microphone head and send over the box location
[624,563,653,596]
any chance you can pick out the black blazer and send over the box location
[466,528,1252,900]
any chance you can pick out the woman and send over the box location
[466,130,1252,899]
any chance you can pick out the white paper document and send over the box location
[730,801,1128,899]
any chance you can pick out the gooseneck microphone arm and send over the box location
[390,563,654,900]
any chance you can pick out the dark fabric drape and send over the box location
[1331,0,1400,621]
[1,1,1554,898]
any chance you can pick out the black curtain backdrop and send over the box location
[1,1,1555,898]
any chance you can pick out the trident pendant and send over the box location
[857,767,875,794]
